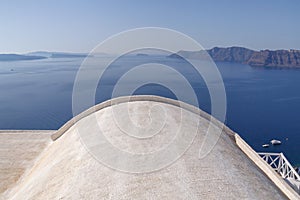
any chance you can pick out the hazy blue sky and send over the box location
[1,0,299,53]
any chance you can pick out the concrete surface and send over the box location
[0,130,53,196]
[0,96,293,199]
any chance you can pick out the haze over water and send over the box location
[0,55,299,166]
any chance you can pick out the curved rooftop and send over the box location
[0,95,297,199]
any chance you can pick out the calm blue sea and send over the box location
[0,55,299,166]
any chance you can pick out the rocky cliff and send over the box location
[207,47,255,63]
[169,47,300,68]
[247,49,300,68]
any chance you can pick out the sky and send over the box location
[0,0,299,53]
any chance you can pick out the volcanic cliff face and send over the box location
[247,49,300,68]
[207,47,255,63]
[169,47,300,68]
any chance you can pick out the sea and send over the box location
[0,54,299,166]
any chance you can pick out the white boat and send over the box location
[270,139,281,145]
[262,144,269,148]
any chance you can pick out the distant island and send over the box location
[169,47,300,68]
[0,54,46,61]
[0,51,90,61]
[2,48,300,68]
[27,51,89,58]
[136,53,149,57]
[51,53,88,58]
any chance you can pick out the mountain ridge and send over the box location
[0,51,90,61]
[169,47,300,68]
[0,54,46,61]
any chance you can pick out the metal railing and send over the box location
[258,152,300,195]
[258,152,300,180]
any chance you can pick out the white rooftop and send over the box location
[0,96,296,199]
